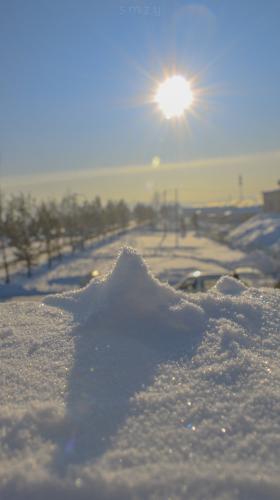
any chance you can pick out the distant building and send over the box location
[263,189,280,213]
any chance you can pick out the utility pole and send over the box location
[152,191,161,229]
[162,189,167,235]
[153,191,160,210]
[175,188,179,247]
[238,174,243,202]
[158,189,168,248]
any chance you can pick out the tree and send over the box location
[133,203,156,226]
[60,194,80,252]
[36,201,61,268]
[90,196,105,236]
[104,201,118,231]
[116,200,130,229]
[6,194,37,277]
[0,192,10,283]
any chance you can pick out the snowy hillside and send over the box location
[1,247,280,499]
[227,213,280,253]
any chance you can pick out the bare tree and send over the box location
[133,203,156,226]
[0,192,133,282]
[116,200,130,229]
[60,194,80,253]
[0,192,10,283]
[6,194,37,278]
[36,201,61,268]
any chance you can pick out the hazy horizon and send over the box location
[1,148,279,206]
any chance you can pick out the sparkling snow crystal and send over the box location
[1,247,280,499]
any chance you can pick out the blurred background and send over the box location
[0,0,280,298]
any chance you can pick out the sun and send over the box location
[154,75,193,119]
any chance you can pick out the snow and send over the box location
[0,224,276,314]
[1,244,280,499]
[227,249,278,276]
[3,227,274,301]
[45,247,206,334]
[226,214,280,277]
[227,213,280,254]
[213,275,247,296]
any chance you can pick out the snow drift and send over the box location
[227,213,280,253]
[1,247,280,499]
[45,246,207,338]
[226,214,280,276]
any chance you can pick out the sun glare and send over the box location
[154,75,193,119]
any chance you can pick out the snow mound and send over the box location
[227,213,280,252]
[2,247,280,499]
[45,247,206,336]
[229,249,278,275]
[213,275,247,295]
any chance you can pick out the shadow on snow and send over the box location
[53,312,203,471]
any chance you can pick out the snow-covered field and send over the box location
[1,231,280,499]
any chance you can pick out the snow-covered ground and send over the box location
[2,227,275,301]
[227,213,280,255]
[1,245,280,499]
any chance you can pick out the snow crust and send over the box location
[1,246,280,499]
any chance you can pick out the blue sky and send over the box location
[1,0,280,203]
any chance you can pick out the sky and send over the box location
[0,0,280,204]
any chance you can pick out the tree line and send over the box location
[0,193,156,283]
